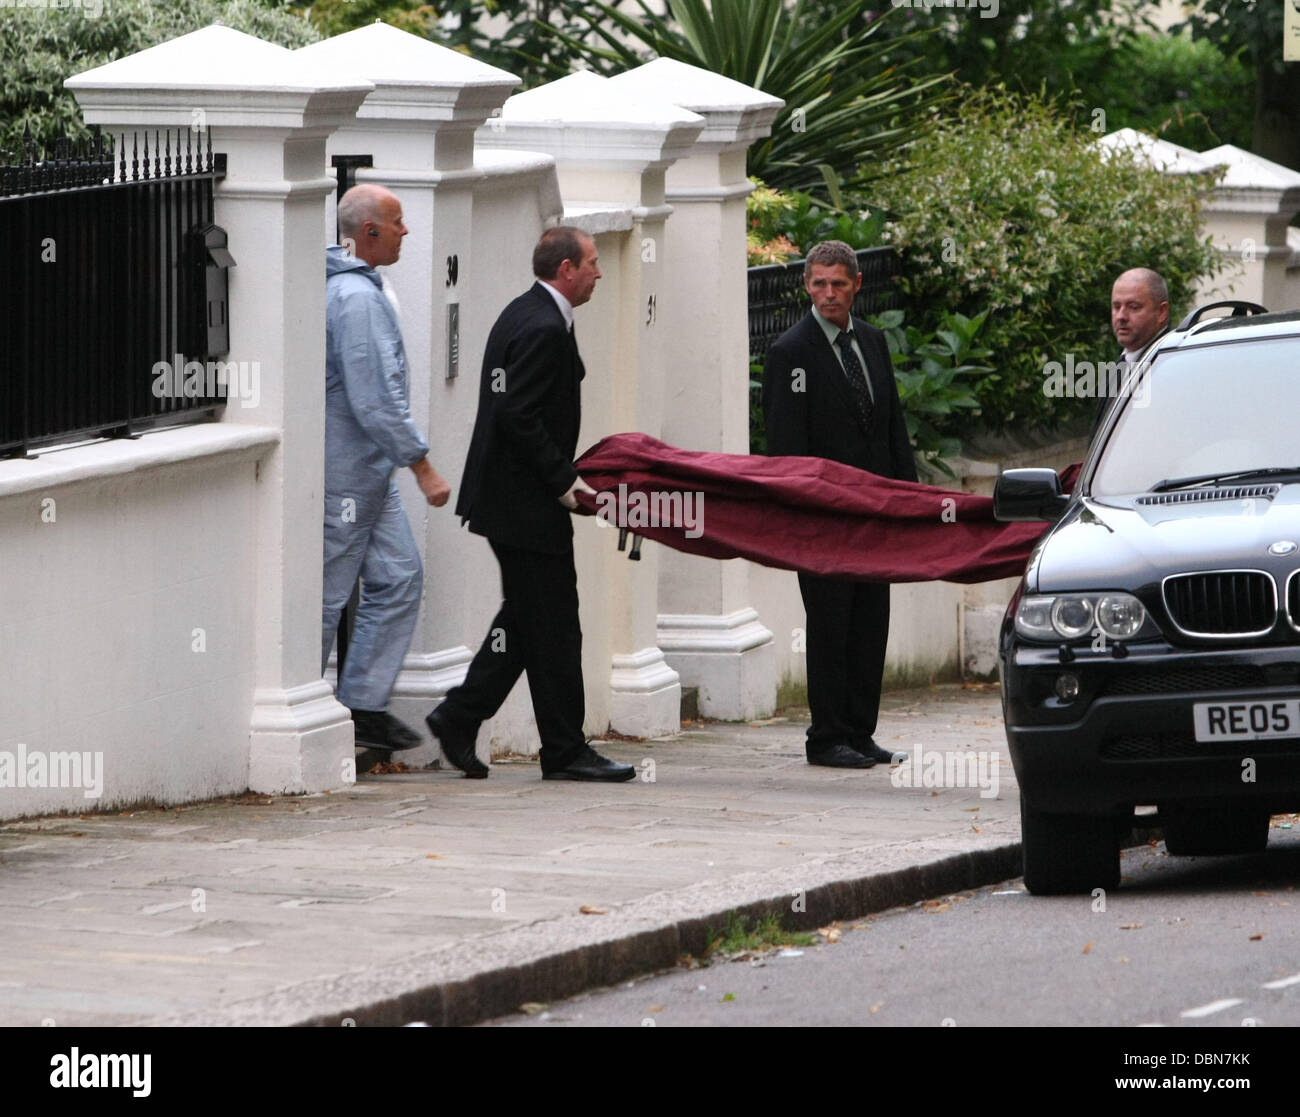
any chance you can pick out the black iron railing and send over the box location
[1,129,228,459]
[747,246,899,358]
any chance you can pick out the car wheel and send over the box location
[1021,792,1120,895]
[1161,806,1270,856]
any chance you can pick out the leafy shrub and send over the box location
[864,86,1225,433]
[746,179,885,265]
[868,309,990,478]
[1,0,320,154]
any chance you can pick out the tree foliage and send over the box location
[1175,0,1300,170]
[533,0,949,196]
[0,0,319,154]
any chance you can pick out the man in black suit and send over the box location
[425,226,634,783]
[763,240,917,769]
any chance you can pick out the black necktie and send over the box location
[835,330,874,429]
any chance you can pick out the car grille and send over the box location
[1289,574,1300,631]
[1100,665,1268,696]
[1136,485,1279,506]
[1102,732,1300,761]
[1163,571,1276,637]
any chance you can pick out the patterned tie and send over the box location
[835,329,874,429]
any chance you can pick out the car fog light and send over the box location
[1055,673,1080,701]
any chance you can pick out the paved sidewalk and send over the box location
[0,686,1020,1027]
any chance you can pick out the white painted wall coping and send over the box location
[562,203,638,235]
[297,22,518,125]
[608,58,783,149]
[472,148,565,219]
[0,425,280,500]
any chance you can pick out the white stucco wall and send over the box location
[0,427,274,818]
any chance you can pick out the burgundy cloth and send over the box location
[575,432,1066,584]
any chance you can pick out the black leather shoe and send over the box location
[425,706,489,779]
[808,743,875,769]
[542,747,635,782]
[854,738,906,765]
[351,710,422,752]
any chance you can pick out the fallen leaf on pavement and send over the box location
[519,1002,548,1015]
[1119,923,1141,930]
[1250,933,1263,941]
[923,900,952,914]
[580,905,608,915]
[647,1005,665,1013]
[1082,941,1093,954]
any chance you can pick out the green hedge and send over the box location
[863,87,1226,434]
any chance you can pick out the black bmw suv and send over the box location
[996,302,1300,893]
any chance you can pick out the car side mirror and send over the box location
[994,468,1070,523]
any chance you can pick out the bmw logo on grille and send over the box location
[1269,540,1298,555]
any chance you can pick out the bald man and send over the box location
[323,184,452,752]
[1091,267,1170,438]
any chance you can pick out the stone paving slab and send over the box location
[0,685,1020,1027]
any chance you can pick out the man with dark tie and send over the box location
[1090,267,1170,439]
[425,226,634,783]
[763,240,917,768]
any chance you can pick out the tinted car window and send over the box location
[1092,338,1296,496]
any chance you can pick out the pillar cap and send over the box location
[477,70,704,172]
[608,58,783,150]
[66,25,373,131]
[297,22,519,127]
[1097,128,1214,175]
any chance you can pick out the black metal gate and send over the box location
[1,128,229,459]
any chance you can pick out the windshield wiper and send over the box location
[1150,467,1300,493]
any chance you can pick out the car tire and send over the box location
[1021,793,1121,895]
[1161,806,1270,857]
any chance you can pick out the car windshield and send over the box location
[1091,337,1298,496]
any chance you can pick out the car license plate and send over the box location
[1193,699,1300,742]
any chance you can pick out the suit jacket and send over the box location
[763,311,917,483]
[457,282,584,553]
[1089,326,1169,441]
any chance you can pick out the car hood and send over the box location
[1032,485,1300,592]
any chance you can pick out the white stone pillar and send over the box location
[297,23,524,764]
[478,70,705,737]
[1198,145,1300,310]
[610,59,783,719]
[68,27,374,792]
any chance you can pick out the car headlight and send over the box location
[1014,596,1057,640]
[1051,596,1094,639]
[1096,594,1146,639]
[1015,592,1149,643]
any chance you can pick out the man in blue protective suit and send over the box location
[323,184,452,752]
